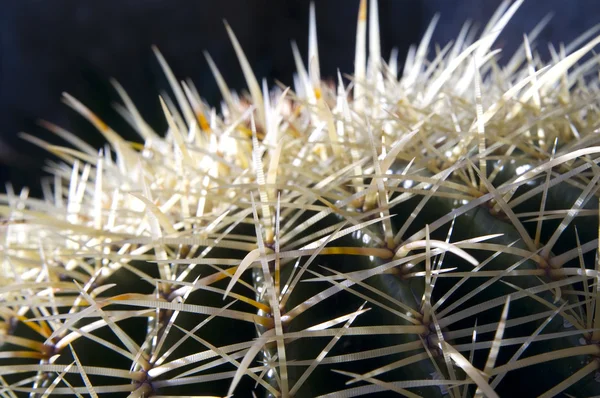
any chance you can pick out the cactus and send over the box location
[2,0,600,396]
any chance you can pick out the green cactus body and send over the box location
[2,0,600,396]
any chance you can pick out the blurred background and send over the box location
[1,0,598,195]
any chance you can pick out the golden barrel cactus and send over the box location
[2,0,600,396]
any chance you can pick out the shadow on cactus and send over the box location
[2,0,600,396]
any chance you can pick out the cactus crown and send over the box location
[2,0,600,396]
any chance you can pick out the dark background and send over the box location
[1,0,597,195]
